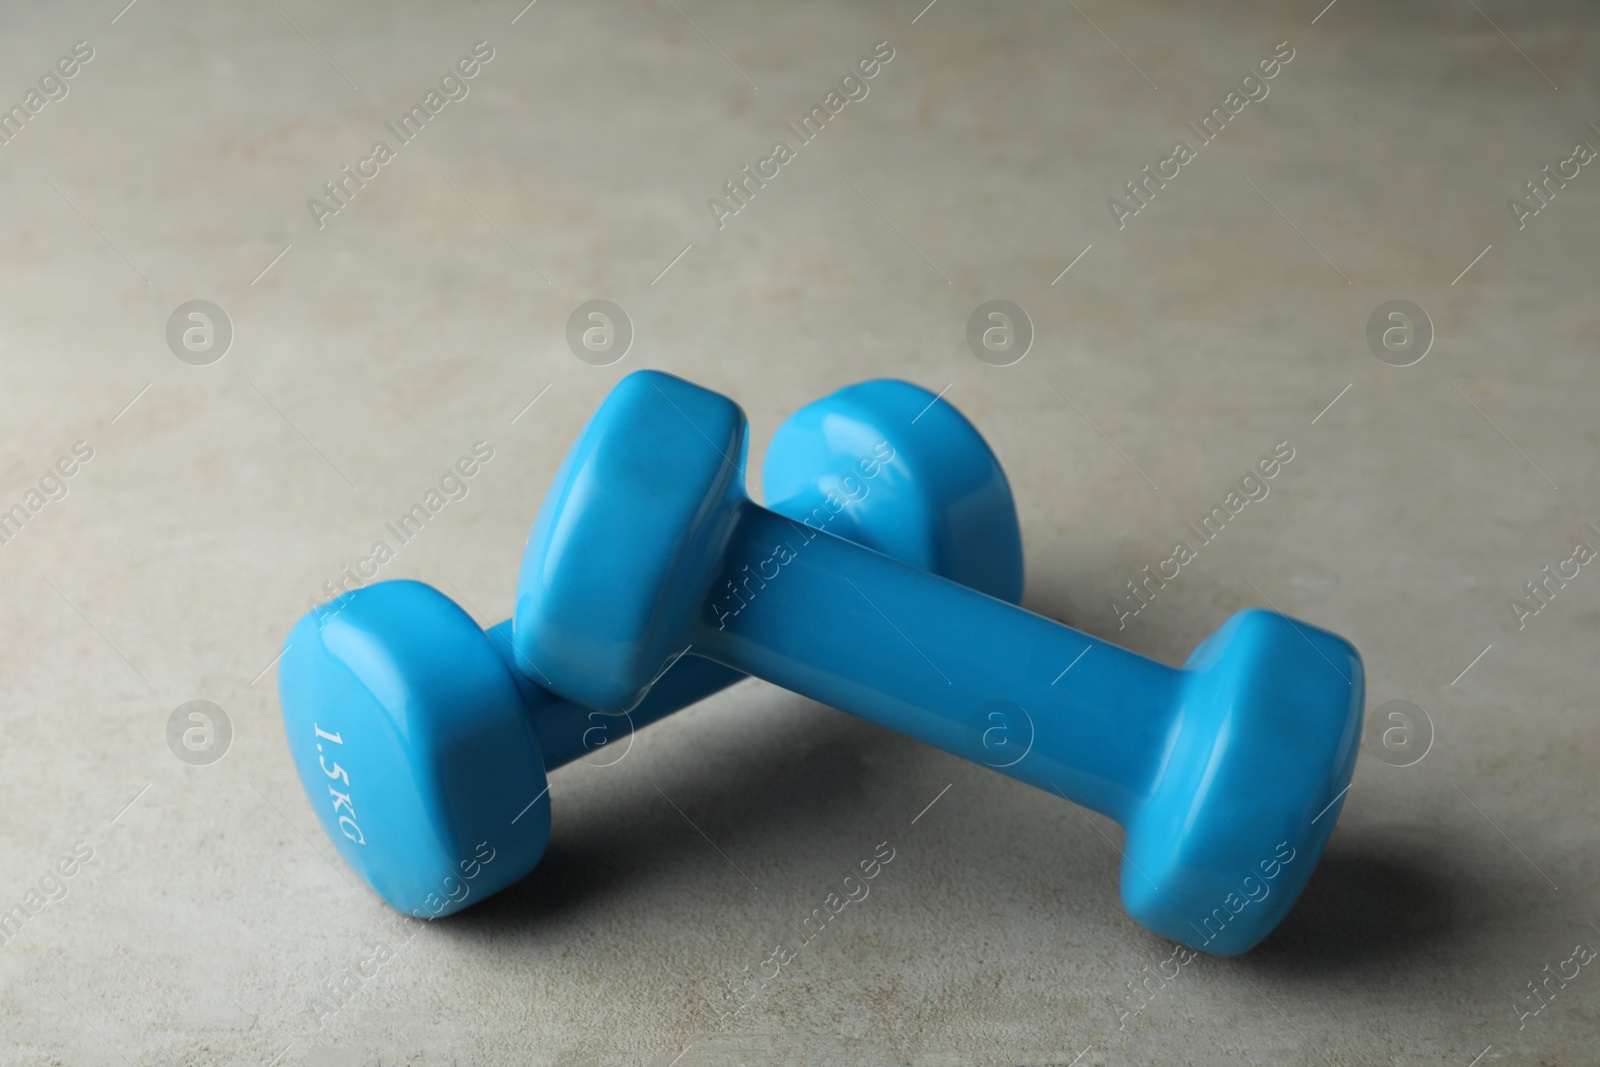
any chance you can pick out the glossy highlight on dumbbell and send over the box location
[514,371,1365,955]
[277,379,1025,918]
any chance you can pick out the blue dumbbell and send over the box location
[513,371,1365,955]
[278,379,1024,918]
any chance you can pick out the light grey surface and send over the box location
[2,0,1598,1064]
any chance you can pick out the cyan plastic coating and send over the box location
[514,370,1365,955]
[278,377,1024,918]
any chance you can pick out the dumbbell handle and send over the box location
[488,470,1018,775]
[695,502,1179,822]
[487,618,744,772]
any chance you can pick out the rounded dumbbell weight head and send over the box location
[280,378,1024,917]
[512,374,751,714]
[514,370,1364,954]
[1125,609,1361,955]
[761,378,1023,607]
[280,581,551,918]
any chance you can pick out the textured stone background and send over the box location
[1,0,1597,1064]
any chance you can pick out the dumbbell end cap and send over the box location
[279,580,553,918]
[762,378,1024,605]
[1122,608,1363,955]
[513,370,749,713]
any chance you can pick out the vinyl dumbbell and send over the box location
[513,370,1365,955]
[277,379,1025,918]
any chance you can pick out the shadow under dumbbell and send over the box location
[1237,828,1468,973]
[443,684,896,933]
